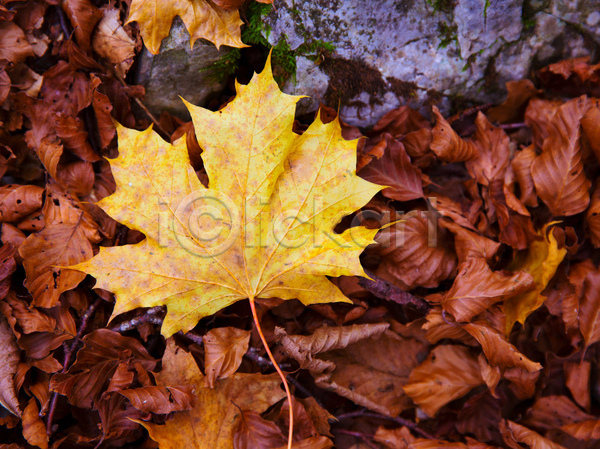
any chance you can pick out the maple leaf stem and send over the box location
[248,296,293,449]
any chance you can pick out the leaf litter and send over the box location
[1,2,600,449]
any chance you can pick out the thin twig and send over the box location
[448,102,494,123]
[46,297,104,435]
[335,410,436,440]
[109,306,165,333]
[498,122,528,130]
[334,429,378,449]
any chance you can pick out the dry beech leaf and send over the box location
[119,385,196,414]
[478,353,501,394]
[61,0,103,52]
[127,0,247,53]
[531,96,592,216]
[21,398,48,449]
[581,100,600,161]
[442,258,534,323]
[525,98,562,150]
[440,219,501,264]
[578,271,600,349]
[403,345,484,417]
[274,437,333,449]
[486,80,541,124]
[564,360,591,410]
[0,313,21,417]
[358,134,424,201]
[504,223,567,334]
[422,306,475,345]
[500,420,567,449]
[374,426,416,449]
[92,6,136,77]
[2,292,56,334]
[138,339,286,449]
[586,183,600,247]
[409,439,469,448]
[204,326,251,387]
[233,410,286,449]
[71,58,383,337]
[54,114,101,162]
[524,395,593,431]
[0,244,16,299]
[511,145,538,208]
[561,419,600,440]
[375,214,457,290]
[50,329,156,409]
[0,185,44,223]
[430,106,479,162]
[0,22,34,64]
[465,113,511,186]
[462,320,542,372]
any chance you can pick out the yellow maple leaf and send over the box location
[504,222,567,335]
[127,0,248,54]
[71,57,383,338]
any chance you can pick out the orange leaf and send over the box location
[0,313,21,417]
[204,326,251,387]
[430,106,479,162]
[500,420,567,449]
[442,258,534,323]
[233,410,286,449]
[531,96,592,216]
[403,345,484,417]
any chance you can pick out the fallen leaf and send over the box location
[119,385,196,414]
[0,243,16,299]
[511,145,538,208]
[403,345,484,417]
[500,420,567,449]
[0,313,21,417]
[375,214,457,290]
[524,395,592,431]
[531,96,592,216]
[586,183,600,247]
[442,258,534,323]
[204,326,251,387]
[374,426,415,449]
[504,223,567,334]
[430,106,479,162]
[465,113,511,186]
[561,419,600,440]
[0,22,34,64]
[486,80,541,123]
[127,0,247,53]
[21,398,48,449]
[440,219,501,264]
[525,98,562,150]
[71,58,383,337]
[92,6,136,77]
[139,338,286,449]
[358,134,424,201]
[564,360,591,410]
[578,270,600,349]
[0,185,44,223]
[60,0,103,52]
[233,410,286,449]
[462,320,542,372]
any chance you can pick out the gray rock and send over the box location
[134,17,231,120]
[262,0,600,127]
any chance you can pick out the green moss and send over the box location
[437,21,458,50]
[426,0,456,14]
[202,3,334,86]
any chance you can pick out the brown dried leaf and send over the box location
[487,80,541,124]
[0,313,21,417]
[0,243,15,299]
[511,145,538,207]
[440,219,500,264]
[579,271,600,349]
[375,214,457,290]
[581,100,600,162]
[531,96,592,216]
[2,292,56,334]
[586,183,600,247]
[50,329,156,408]
[92,7,136,77]
[21,398,47,449]
[564,361,591,411]
[525,98,562,150]
[233,410,286,449]
[204,326,251,387]
[358,135,424,201]
[0,22,34,64]
[119,385,196,414]
[403,345,484,417]
[500,420,567,449]
[422,306,475,345]
[61,0,103,52]
[524,396,592,432]
[561,419,600,440]
[374,426,415,449]
[0,185,44,223]
[462,320,542,372]
[466,113,511,185]
[54,115,101,162]
[409,440,468,449]
[442,258,534,323]
[431,106,479,162]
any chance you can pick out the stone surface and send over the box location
[263,0,600,126]
[134,17,231,119]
